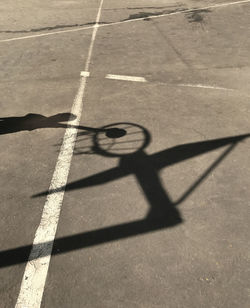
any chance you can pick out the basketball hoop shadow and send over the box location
[0,123,249,268]
[35,123,249,250]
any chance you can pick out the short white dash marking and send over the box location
[80,71,90,77]
[106,74,147,82]
[15,0,104,308]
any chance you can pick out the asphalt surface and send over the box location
[1,1,250,307]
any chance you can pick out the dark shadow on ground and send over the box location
[122,8,186,21]
[0,113,75,135]
[0,22,108,34]
[0,113,115,135]
[0,120,249,268]
[185,9,211,23]
[122,6,211,22]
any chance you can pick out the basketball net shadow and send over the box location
[0,123,249,267]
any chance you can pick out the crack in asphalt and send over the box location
[0,21,108,34]
[127,4,184,10]
[122,8,188,21]
[103,3,184,10]
[0,5,212,35]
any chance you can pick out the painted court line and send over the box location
[0,0,250,43]
[80,71,90,77]
[80,70,236,91]
[80,70,235,91]
[177,83,234,91]
[106,74,147,82]
[15,0,104,307]
[80,71,147,82]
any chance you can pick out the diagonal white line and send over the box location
[0,0,250,43]
[15,1,104,308]
[177,83,234,91]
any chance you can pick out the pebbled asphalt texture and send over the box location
[0,1,250,307]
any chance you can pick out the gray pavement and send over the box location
[1,1,250,307]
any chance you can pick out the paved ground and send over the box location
[1,1,250,307]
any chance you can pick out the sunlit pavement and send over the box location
[1,1,250,307]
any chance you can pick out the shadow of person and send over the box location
[0,113,76,135]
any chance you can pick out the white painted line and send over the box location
[114,0,250,26]
[15,1,104,308]
[0,25,96,43]
[80,71,90,77]
[106,74,147,82]
[177,83,234,91]
[1,0,250,43]
[79,71,236,92]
